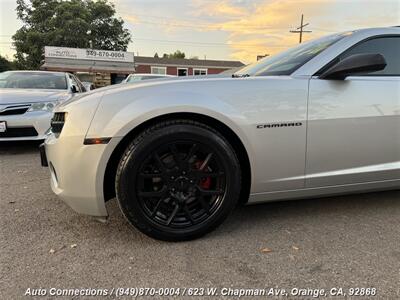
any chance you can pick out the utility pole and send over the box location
[290,14,312,43]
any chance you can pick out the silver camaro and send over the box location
[0,71,84,140]
[41,27,400,241]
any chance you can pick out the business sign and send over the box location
[44,46,134,63]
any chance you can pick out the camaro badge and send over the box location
[257,122,303,129]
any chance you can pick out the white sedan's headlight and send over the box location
[28,101,59,112]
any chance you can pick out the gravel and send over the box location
[1,141,399,299]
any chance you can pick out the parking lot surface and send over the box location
[0,142,399,299]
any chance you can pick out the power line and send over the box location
[122,13,290,30]
[137,20,290,30]
[128,13,340,33]
[126,13,288,29]
[133,37,288,48]
[128,13,338,32]
[0,39,290,49]
[290,14,312,43]
[126,13,212,24]
[312,27,342,33]
[0,18,337,37]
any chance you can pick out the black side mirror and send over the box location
[71,85,78,93]
[320,53,386,80]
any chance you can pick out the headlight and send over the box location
[28,101,59,112]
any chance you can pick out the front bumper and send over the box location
[0,111,52,141]
[42,132,122,217]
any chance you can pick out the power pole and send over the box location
[290,14,312,43]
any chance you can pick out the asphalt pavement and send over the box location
[0,141,399,299]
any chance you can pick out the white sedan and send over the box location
[0,71,84,140]
[41,27,400,241]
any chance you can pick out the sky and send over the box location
[0,0,399,63]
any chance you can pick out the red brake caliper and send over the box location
[195,161,211,189]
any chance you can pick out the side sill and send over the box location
[248,178,400,204]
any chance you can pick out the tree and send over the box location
[0,55,16,72]
[13,0,132,69]
[154,52,159,58]
[162,50,185,59]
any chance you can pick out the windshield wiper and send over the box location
[232,73,250,78]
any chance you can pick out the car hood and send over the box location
[106,74,233,92]
[126,73,231,84]
[0,88,71,105]
[59,74,237,108]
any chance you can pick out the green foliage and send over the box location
[0,55,16,72]
[162,50,186,59]
[13,0,132,69]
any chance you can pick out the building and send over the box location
[41,46,245,86]
[134,56,244,76]
[41,46,135,86]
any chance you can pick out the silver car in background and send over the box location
[0,71,84,140]
[82,81,96,91]
[124,73,176,83]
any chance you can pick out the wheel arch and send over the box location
[103,112,251,205]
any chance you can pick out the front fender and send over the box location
[87,88,256,203]
[86,89,254,158]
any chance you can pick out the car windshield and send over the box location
[0,72,68,89]
[235,32,351,76]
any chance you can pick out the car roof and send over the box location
[351,26,400,35]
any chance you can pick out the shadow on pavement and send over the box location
[220,189,400,234]
[0,140,42,155]
[238,189,399,217]
[104,189,400,241]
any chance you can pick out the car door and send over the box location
[306,35,400,187]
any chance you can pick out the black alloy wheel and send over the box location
[116,120,241,241]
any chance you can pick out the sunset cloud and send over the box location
[192,0,247,17]
[111,0,399,63]
[1,0,398,61]
[123,15,140,24]
[191,0,399,62]
[192,0,336,62]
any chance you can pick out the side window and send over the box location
[193,69,207,76]
[151,66,166,75]
[340,36,400,76]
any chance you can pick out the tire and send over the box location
[115,119,241,241]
